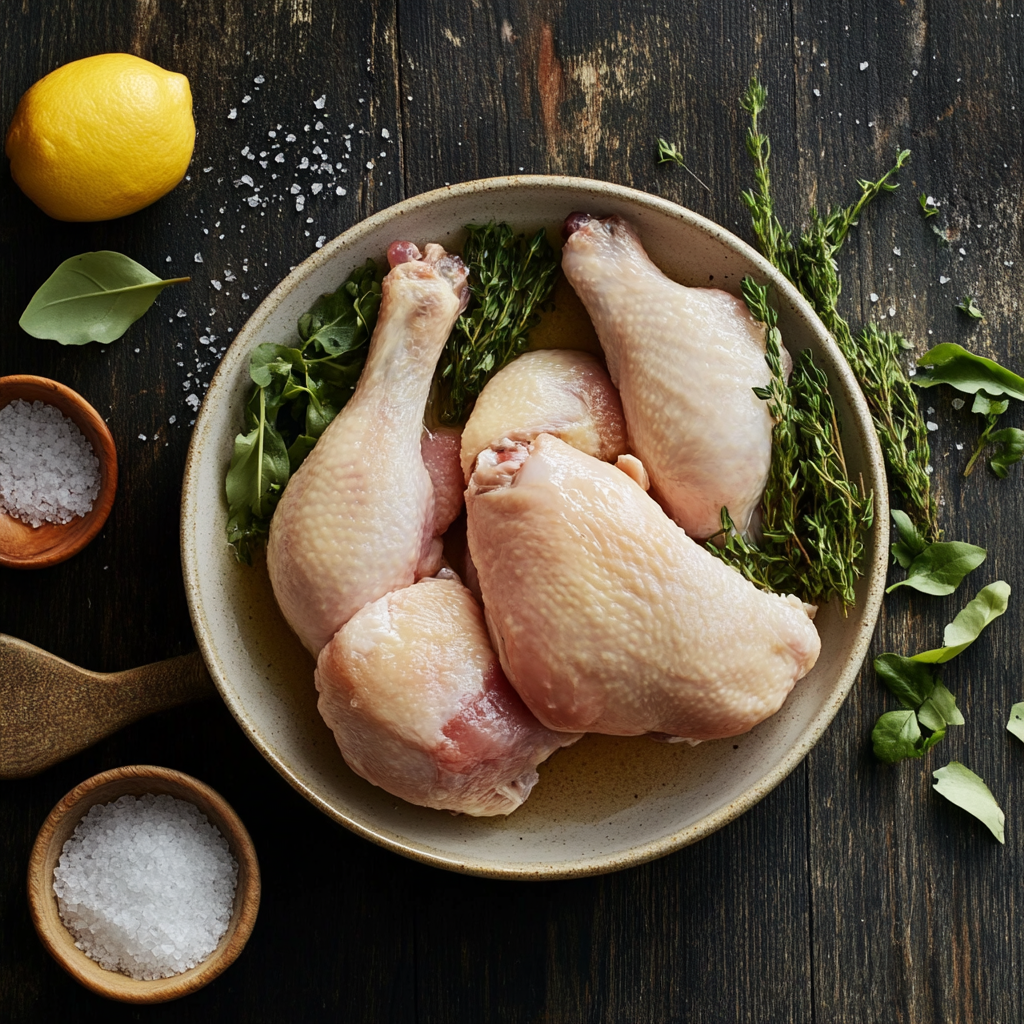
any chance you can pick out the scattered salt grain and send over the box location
[926,421,938,432]
[53,794,237,980]
[0,400,100,527]
[813,88,821,97]
[893,247,901,256]
[859,61,869,70]
[227,108,237,120]
[194,253,204,263]
[242,94,252,104]
[939,276,950,284]
[869,293,879,303]
[254,74,265,84]
[314,94,326,109]
[888,306,896,317]
[138,434,147,441]
[952,398,965,410]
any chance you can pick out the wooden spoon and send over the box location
[0,375,117,569]
[27,764,260,1003]
[0,635,215,779]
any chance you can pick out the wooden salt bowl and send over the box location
[0,374,117,569]
[27,765,261,1003]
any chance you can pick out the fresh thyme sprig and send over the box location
[739,76,939,540]
[433,223,558,425]
[657,138,712,192]
[707,279,873,610]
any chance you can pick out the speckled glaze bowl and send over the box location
[181,176,888,880]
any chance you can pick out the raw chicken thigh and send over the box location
[267,241,469,655]
[460,348,628,480]
[316,575,580,815]
[561,213,781,540]
[466,434,820,741]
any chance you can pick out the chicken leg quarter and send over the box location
[267,241,468,655]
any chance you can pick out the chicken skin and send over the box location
[466,434,820,741]
[267,241,469,655]
[315,575,579,815]
[561,213,782,540]
[460,348,628,480]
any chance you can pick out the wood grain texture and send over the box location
[3,0,1024,1021]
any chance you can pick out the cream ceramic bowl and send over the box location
[182,176,887,880]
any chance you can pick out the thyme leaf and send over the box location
[657,138,712,192]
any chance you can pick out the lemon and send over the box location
[5,53,195,222]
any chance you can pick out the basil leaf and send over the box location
[987,427,1024,478]
[890,509,927,569]
[917,681,965,732]
[886,540,987,596]
[933,761,1005,843]
[971,392,1009,417]
[914,343,1024,400]
[19,251,189,346]
[1007,702,1024,744]
[912,581,1011,663]
[874,654,937,708]
[287,434,318,474]
[920,727,947,753]
[872,710,924,763]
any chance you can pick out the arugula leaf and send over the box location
[933,762,1005,843]
[913,343,1024,400]
[912,581,1011,663]
[872,710,924,763]
[956,296,984,320]
[917,681,965,732]
[986,427,1024,478]
[890,509,927,569]
[874,654,937,708]
[1007,702,1024,744]
[886,540,987,596]
[19,251,189,345]
[298,260,383,356]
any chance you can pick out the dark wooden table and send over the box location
[3,2,1022,1021]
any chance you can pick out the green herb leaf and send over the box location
[986,427,1024,478]
[886,540,987,596]
[917,681,965,732]
[19,251,189,345]
[919,193,940,218]
[914,343,1024,400]
[933,761,1005,843]
[971,392,1009,418]
[297,259,382,356]
[656,138,711,192]
[874,653,938,708]
[956,296,984,320]
[872,710,924,763]
[1007,702,1024,744]
[912,581,1011,663]
[890,509,927,569]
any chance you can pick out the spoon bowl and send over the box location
[0,374,117,569]
[27,765,260,1003]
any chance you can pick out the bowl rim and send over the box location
[0,374,118,569]
[181,174,888,880]
[26,764,261,1003]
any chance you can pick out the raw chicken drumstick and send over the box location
[460,348,629,480]
[466,434,820,741]
[316,574,580,815]
[561,213,783,540]
[267,241,469,655]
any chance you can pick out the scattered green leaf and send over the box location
[933,761,1005,843]
[433,223,558,426]
[657,138,712,192]
[980,426,1024,479]
[890,509,927,569]
[914,343,1024,401]
[874,653,938,708]
[1007,702,1024,744]
[886,539,987,596]
[919,193,940,218]
[917,681,965,732]
[872,710,925,764]
[912,581,1011,663]
[930,222,950,246]
[19,251,189,345]
[956,296,984,320]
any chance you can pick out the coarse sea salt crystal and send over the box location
[53,794,238,980]
[0,400,100,527]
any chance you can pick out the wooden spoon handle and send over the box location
[0,635,216,780]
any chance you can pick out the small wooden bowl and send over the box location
[0,374,117,569]
[27,765,260,1004]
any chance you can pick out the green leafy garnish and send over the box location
[956,296,984,320]
[914,343,1024,400]
[657,138,711,192]
[964,393,1024,479]
[739,77,937,540]
[706,279,872,609]
[1007,703,1024,744]
[19,251,189,345]
[933,762,1005,843]
[875,653,938,708]
[885,510,986,596]
[872,711,930,763]
[917,682,965,733]
[919,193,940,218]
[433,223,558,425]
[911,581,1010,663]
[225,259,383,563]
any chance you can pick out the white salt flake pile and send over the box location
[53,794,238,980]
[0,400,100,527]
